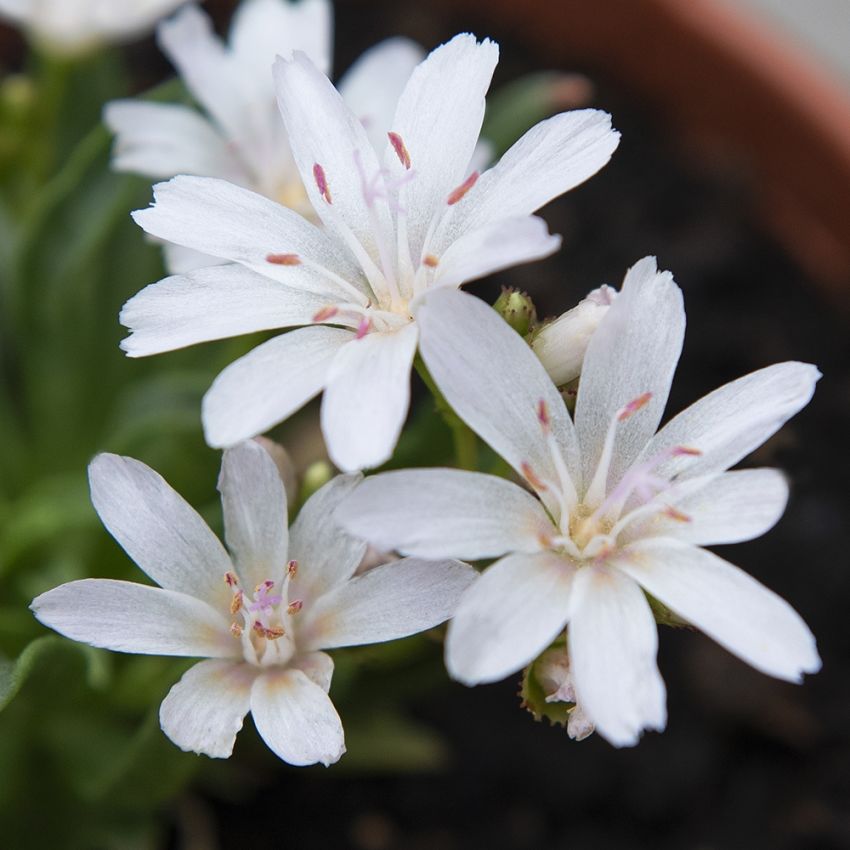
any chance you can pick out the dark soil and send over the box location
[171,2,850,848]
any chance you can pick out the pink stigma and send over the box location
[249,580,282,613]
[388,132,411,169]
[313,163,332,204]
[617,392,652,421]
[266,253,301,266]
[447,171,479,205]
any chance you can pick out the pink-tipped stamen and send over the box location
[617,391,652,421]
[287,600,303,615]
[447,171,479,205]
[584,391,654,509]
[287,559,298,577]
[312,305,339,323]
[266,253,301,266]
[388,132,411,169]
[224,571,238,587]
[422,254,439,268]
[521,461,548,491]
[537,399,551,432]
[313,163,332,204]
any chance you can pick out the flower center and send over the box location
[223,560,303,667]
[263,136,482,338]
[523,396,701,561]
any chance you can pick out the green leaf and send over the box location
[0,634,110,712]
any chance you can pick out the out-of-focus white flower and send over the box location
[105,0,425,273]
[0,0,191,54]
[31,441,474,765]
[531,284,616,386]
[337,257,821,747]
[125,34,620,470]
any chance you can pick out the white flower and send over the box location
[336,257,821,747]
[125,33,620,470]
[31,440,474,765]
[530,284,616,387]
[0,0,190,54]
[105,0,425,273]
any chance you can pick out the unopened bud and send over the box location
[493,287,537,337]
[530,285,616,387]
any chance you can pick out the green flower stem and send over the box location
[414,355,478,471]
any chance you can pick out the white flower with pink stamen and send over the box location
[337,257,822,746]
[106,0,426,273]
[30,441,474,765]
[125,33,620,470]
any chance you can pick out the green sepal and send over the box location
[647,592,692,629]
[493,286,538,337]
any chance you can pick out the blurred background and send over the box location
[1,0,849,847]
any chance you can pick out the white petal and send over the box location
[120,263,345,357]
[321,323,418,472]
[202,325,353,449]
[31,580,235,658]
[288,474,367,607]
[132,176,365,300]
[250,667,345,766]
[641,469,789,546]
[432,216,561,290]
[457,109,619,234]
[446,552,575,685]
[616,538,821,682]
[568,566,666,747]
[575,257,685,493]
[336,468,553,559]
[292,650,334,693]
[638,361,821,481]
[218,441,289,590]
[162,242,227,275]
[300,557,477,650]
[273,52,394,273]
[231,0,332,80]
[159,659,256,758]
[104,100,243,182]
[88,453,232,609]
[388,34,498,260]
[416,288,581,515]
[157,6,249,150]
[338,37,424,154]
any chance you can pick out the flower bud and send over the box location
[530,285,616,387]
[519,644,594,741]
[493,287,537,337]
